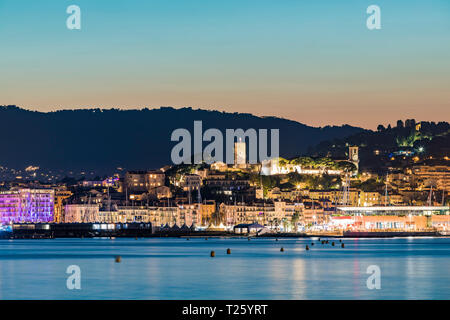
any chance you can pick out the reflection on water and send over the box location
[0,238,449,300]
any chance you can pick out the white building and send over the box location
[64,204,100,223]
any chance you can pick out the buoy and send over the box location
[115,256,122,263]
[341,243,345,248]
[210,251,215,257]
[280,247,284,252]
[227,248,231,255]
[306,245,309,251]
[332,242,335,246]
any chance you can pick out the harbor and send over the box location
[0,237,448,300]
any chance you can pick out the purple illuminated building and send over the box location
[0,189,54,224]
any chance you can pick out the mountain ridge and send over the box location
[0,105,367,174]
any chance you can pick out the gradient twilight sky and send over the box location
[0,0,449,129]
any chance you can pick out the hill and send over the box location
[0,105,365,174]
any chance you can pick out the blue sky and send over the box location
[0,0,449,128]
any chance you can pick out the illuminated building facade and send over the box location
[64,204,100,223]
[54,190,73,223]
[0,189,55,224]
[412,165,450,192]
[124,170,165,193]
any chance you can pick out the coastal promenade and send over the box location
[1,223,446,239]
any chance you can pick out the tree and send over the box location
[291,213,300,232]
[336,161,357,172]
[291,157,314,168]
[405,119,416,128]
[377,124,385,132]
[278,157,289,167]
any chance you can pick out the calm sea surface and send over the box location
[0,237,449,300]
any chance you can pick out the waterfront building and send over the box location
[357,215,425,230]
[219,201,304,230]
[177,204,202,226]
[431,215,450,231]
[336,205,449,216]
[220,203,275,226]
[95,206,178,225]
[72,204,203,227]
[64,204,100,223]
[329,206,449,231]
[273,201,300,223]
[54,189,73,223]
[328,216,356,230]
[0,189,54,224]
[329,215,428,231]
[199,200,216,223]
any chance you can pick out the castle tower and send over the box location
[348,146,359,172]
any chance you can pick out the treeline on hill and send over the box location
[308,119,450,171]
[277,157,356,172]
[257,175,385,194]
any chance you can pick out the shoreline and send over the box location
[2,230,448,239]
